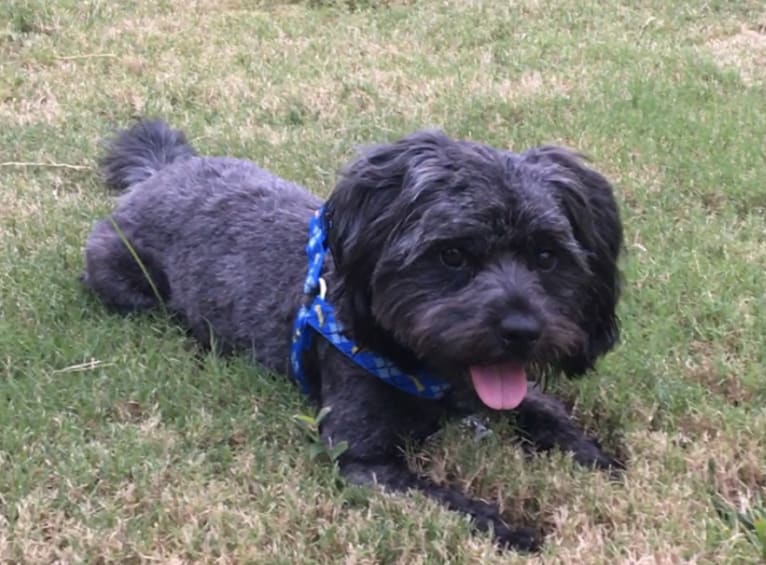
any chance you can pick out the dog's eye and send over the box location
[535,250,557,271]
[440,248,467,269]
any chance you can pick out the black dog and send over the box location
[82,120,623,551]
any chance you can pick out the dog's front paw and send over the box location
[492,524,541,553]
[570,437,625,475]
[464,497,542,553]
[514,388,626,475]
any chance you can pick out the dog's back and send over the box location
[83,120,321,374]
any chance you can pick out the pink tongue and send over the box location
[469,363,528,410]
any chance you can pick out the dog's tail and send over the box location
[99,119,197,192]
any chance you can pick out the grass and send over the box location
[1,0,765,562]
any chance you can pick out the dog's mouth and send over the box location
[469,363,528,410]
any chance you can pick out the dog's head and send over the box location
[325,131,622,410]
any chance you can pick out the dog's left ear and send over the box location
[323,130,450,342]
[525,146,624,376]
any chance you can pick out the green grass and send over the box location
[2,0,766,562]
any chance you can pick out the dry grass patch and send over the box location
[0,170,95,242]
[0,84,63,127]
[707,24,766,86]
[684,341,751,406]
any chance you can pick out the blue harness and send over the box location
[290,207,451,400]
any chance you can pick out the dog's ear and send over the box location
[324,130,449,338]
[525,146,624,376]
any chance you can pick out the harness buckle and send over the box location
[317,277,327,300]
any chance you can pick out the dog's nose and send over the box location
[500,314,541,346]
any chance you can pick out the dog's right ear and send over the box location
[522,146,624,376]
[324,130,449,338]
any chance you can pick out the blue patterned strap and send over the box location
[289,206,450,400]
[303,296,450,399]
[290,303,315,396]
[302,209,327,295]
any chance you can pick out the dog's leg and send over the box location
[513,385,622,471]
[82,219,169,314]
[339,457,540,551]
[317,355,540,552]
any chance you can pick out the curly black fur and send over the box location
[82,120,624,552]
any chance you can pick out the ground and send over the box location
[1,0,765,563]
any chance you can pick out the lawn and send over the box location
[1,0,765,562]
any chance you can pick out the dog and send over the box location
[82,120,624,552]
